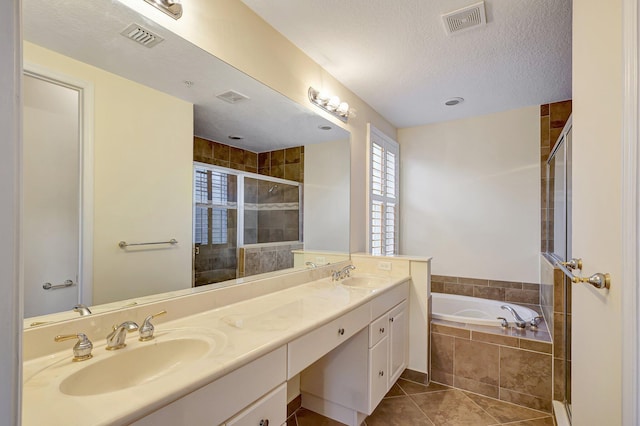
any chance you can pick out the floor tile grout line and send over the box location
[461,388,552,418]
[458,388,502,425]
[498,414,554,425]
[406,393,437,426]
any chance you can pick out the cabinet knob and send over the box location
[338,328,345,335]
[259,420,269,426]
[390,317,395,323]
[379,370,384,377]
[379,327,385,334]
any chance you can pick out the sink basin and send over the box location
[340,275,389,289]
[59,338,211,396]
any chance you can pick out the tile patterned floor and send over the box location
[288,379,555,426]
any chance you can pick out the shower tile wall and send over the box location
[540,100,572,252]
[431,275,540,305]
[238,242,303,277]
[244,178,300,245]
[193,137,304,183]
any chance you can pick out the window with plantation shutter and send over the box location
[368,125,399,256]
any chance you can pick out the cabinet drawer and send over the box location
[369,313,388,348]
[226,383,286,426]
[370,281,409,319]
[288,302,370,378]
[131,346,286,426]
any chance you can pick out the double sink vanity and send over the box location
[23,256,430,426]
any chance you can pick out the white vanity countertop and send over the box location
[23,273,410,426]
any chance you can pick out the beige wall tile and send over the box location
[432,324,470,339]
[454,339,499,386]
[499,347,552,399]
[471,331,518,348]
[499,387,552,413]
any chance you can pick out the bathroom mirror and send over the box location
[22,0,350,326]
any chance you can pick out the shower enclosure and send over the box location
[193,163,302,286]
[546,117,572,421]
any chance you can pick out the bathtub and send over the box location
[431,293,539,327]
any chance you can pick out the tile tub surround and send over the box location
[287,378,554,425]
[431,275,541,305]
[430,321,553,413]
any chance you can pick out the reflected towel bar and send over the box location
[118,239,178,249]
[43,279,75,290]
[555,261,611,290]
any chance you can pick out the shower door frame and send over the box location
[546,118,572,421]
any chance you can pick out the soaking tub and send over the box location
[431,293,539,327]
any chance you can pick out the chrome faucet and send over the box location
[73,304,92,316]
[331,264,356,281]
[305,261,318,268]
[501,305,527,329]
[139,310,167,341]
[106,321,139,350]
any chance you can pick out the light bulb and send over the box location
[316,91,330,105]
[337,102,349,115]
[327,96,340,111]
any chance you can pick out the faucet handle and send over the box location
[496,317,508,328]
[530,316,544,330]
[54,333,93,362]
[139,310,167,341]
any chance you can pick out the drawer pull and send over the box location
[338,328,345,335]
[379,327,385,334]
[259,420,269,426]
[379,370,384,377]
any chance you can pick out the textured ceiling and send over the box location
[23,0,349,152]
[241,0,572,128]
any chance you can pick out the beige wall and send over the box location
[24,42,194,305]
[572,0,623,423]
[398,106,540,283]
[117,0,397,253]
[304,139,350,253]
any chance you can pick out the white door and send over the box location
[23,73,81,317]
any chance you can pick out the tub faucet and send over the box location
[501,305,527,329]
[305,261,318,268]
[331,264,356,281]
[106,321,139,350]
[73,304,92,316]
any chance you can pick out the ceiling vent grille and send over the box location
[216,90,250,104]
[442,1,486,35]
[121,24,164,48]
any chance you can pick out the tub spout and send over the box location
[501,305,527,329]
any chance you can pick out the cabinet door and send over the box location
[368,336,389,414]
[388,300,408,386]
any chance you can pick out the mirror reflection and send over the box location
[23,0,350,326]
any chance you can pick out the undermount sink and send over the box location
[59,337,212,396]
[340,275,389,289]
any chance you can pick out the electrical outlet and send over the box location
[378,261,392,271]
[315,256,326,264]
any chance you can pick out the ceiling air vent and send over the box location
[121,24,164,48]
[442,1,486,35]
[216,90,250,104]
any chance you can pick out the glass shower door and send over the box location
[193,166,238,286]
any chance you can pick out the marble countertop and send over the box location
[23,273,410,426]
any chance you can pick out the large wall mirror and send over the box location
[23,0,350,327]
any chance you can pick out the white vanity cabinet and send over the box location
[131,346,287,426]
[299,281,409,426]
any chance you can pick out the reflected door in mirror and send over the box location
[23,74,80,317]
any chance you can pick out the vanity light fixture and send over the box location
[143,0,183,20]
[308,87,350,122]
